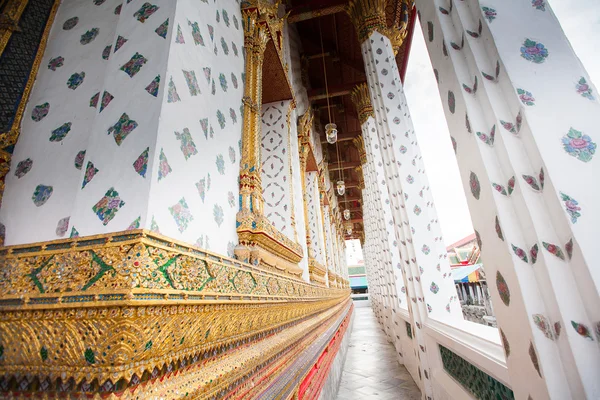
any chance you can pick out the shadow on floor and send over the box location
[335,304,422,400]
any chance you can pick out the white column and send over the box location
[417,0,600,397]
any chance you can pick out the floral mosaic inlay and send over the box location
[520,39,548,64]
[107,113,138,146]
[169,198,194,233]
[560,192,581,223]
[561,128,595,162]
[32,185,53,207]
[92,188,125,226]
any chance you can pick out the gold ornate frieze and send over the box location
[0,230,349,396]
[351,83,374,126]
[308,258,327,286]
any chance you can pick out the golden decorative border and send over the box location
[0,0,60,221]
[0,229,349,394]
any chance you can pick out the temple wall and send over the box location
[68,0,176,238]
[0,0,123,244]
[288,108,310,281]
[306,171,325,265]
[144,0,243,255]
[261,100,295,241]
[287,24,309,115]
[318,311,354,400]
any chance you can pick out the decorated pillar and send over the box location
[416,0,600,397]
[235,1,304,275]
[348,0,465,396]
[239,5,270,218]
[352,85,408,311]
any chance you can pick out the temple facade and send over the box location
[0,0,598,399]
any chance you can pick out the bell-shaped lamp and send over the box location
[325,123,338,144]
[336,180,345,196]
[343,209,351,220]
[345,222,353,235]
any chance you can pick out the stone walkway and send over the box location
[335,303,422,400]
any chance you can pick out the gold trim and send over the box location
[351,83,374,126]
[346,0,410,53]
[0,0,60,218]
[0,0,28,57]
[0,229,349,394]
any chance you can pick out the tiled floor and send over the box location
[335,303,422,400]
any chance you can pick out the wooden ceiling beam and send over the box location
[328,161,361,171]
[320,130,361,143]
[337,195,361,202]
[308,81,366,101]
[287,0,347,24]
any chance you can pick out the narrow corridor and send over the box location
[335,302,422,400]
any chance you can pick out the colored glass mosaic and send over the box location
[213,204,224,227]
[67,72,85,90]
[576,77,594,100]
[496,270,510,306]
[74,151,86,170]
[32,184,53,207]
[168,77,180,103]
[82,161,98,189]
[80,28,99,45]
[561,127,596,162]
[196,178,206,203]
[114,35,128,52]
[99,91,113,112]
[158,149,172,181]
[31,102,49,122]
[56,217,70,237]
[14,158,33,178]
[144,75,160,97]
[63,16,78,30]
[520,39,548,64]
[134,2,159,23]
[183,70,201,96]
[48,56,64,71]
[542,242,565,260]
[175,24,185,43]
[517,88,535,106]
[92,187,125,225]
[121,53,147,78]
[169,198,194,233]
[175,128,198,160]
[560,192,581,223]
[155,19,169,38]
[50,122,72,142]
[133,147,149,178]
[440,345,515,400]
[107,113,138,146]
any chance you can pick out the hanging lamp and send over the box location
[345,222,353,235]
[343,208,351,220]
[326,123,338,144]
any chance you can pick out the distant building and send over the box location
[348,259,368,295]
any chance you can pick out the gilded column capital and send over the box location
[346,0,386,44]
[346,0,411,54]
[298,109,313,139]
[352,135,367,165]
[351,83,374,125]
[355,165,365,190]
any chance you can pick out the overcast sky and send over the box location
[403,0,600,245]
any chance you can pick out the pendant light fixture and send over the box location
[320,19,348,235]
[326,123,338,144]
[345,222,353,235]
